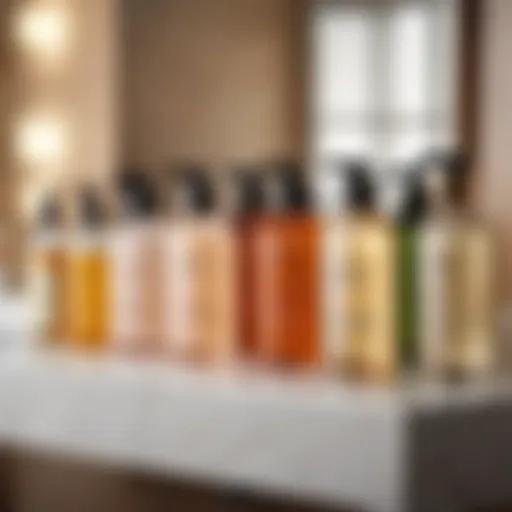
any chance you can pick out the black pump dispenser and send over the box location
[169,164,215,215]
[231,166,264,215]
[443,151,470,206]
[118,169,158,219]
[264,161,310,214]
[422,150,470,211]
[398,163,428,227]
[340,161,375,212]
[38,194,64,230]
[77,188,106,229]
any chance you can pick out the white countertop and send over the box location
[0,291,510,512]
[0,348,510,512]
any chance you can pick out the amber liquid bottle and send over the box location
[109,169,161,355]
[28,194,67,347]
[161,166,236,364]
[231,168,264,360]
[253,162,319,369]
[67,188,110,353]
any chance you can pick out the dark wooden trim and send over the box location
[457,0,484,162]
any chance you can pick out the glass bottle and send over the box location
[253,162,319,369]
[418,153,496,379]
[230,166,264,360]
[396,164,427,368]
[67,188,110,353]
[161,165,236,364]
[323,161,396,383]
[109,169,161,356]
[28,193,67,347]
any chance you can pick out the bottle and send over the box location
[109,169,161,355]
[67,188,110,353]
[161,165,236,364]
[396,164,427,368]
[418,153,496,379]
[28,193,67,347]
[254,161,319,369]
[230,166,264,360]
[323,161,396,383]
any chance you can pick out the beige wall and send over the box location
[0,0,24,286]
[13,0,120,219]
[477,0,512,302]
[122,0,306,172]
[0,0,120,284]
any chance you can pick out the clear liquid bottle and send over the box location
[28,193,67,347]
[418,152,496,379]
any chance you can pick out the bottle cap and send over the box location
[230,165,264,215]
[445,151,471,204]
[118,168,158,219]
[77,188,107,229]
[424,150,470,207]
[37,194,63,229]
[338,160,375,211]
[263,160,310,213]
[168,163,215,215]
[397,161,427,226]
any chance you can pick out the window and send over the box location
[311,0,460,210]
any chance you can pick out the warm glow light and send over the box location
[15,6,68,58]
[16,116,67,167]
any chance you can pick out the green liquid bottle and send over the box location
[396,168,426,368]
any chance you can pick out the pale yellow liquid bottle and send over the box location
[418,153,496,379]
[323,162,396,383]
[28,194,68,347]
[67,188,110,353]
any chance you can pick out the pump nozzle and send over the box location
[338,160,375,211]
[168,163,215,214]
[117,168,158,218]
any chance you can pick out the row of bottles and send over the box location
[29,153,496,383]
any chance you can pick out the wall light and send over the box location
[14,5,69,59]
[16,115,67,169]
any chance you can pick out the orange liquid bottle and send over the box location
[67,188,110,353]
[253,162,319,369]
[231,167,264,360]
